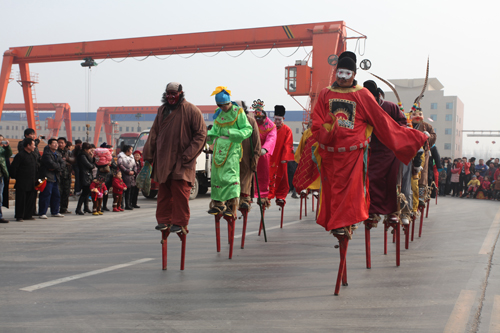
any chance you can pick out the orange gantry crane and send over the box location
[0,21,363,135]
[93,105,216,146]
[2,103,72,139]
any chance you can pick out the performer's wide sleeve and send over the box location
[427,124,437,147]
[262,126,277,155]
[143,107,160,163]
[282,127,295,161]
[182,108,207,165]
[311,89,339,146]
[228,110,253,144]
[360,93,427,165]
[207,122,220,145]
[294,131,308,163]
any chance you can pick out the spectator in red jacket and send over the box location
[112,171,127,212]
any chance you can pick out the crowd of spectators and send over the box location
[438,156,500,200]
[1,128,144,223]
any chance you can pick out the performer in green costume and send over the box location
[207,86,253,216]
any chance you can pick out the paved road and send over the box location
[0,193,499,332]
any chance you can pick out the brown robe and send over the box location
[413,121,436,187]
[143,100,207,186]
[239,116,261,196]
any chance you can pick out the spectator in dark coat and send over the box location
[10,138,38,221]
[117,145,137,210]
[38,139,66,219]
[72,139,83,194]
[17,129,42,215]
[0,135,12,223]
[75,143,96,215]
[57,137,75,214]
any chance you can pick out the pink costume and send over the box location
[254,117,277,198]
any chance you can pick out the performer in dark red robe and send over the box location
[363,80,407,221]
[312,51,428,234]
[268,105,295,204]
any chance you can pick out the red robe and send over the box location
[312,84,428,231]
[268,124,294,199]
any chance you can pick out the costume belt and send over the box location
[319,137,371,153]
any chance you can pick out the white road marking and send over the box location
[479,207,500,255]
[489,295,500,332]
[20,258,154,292]
[234,220,304,239]
[444,290,476,333]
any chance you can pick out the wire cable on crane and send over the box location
[110,53,131,63]
[224,45,248,58]
[202,47,225,57]
[276,42,304,57]
[249,44,275,58]
[176,49,199,59]
[353,38,367,56]
[132,52,153,61]
[153,54,173,60]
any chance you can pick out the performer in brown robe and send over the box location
[236,100,261,209]
[363,80,407,222]
[144,82,207,234]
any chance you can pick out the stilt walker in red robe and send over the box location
[312,51,428,235]
[268,105,295,205]
[253,100,277,208]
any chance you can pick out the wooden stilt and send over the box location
[425,199,430,218]
[258,209,266,236]
[395,222,400,267]
[161,227,187,271]
[384,221,388,255]
[363,220,376,269]
[333,232,350,296]
[411,214,416,241]
[239,208,248,249]
[404,222,410,250]
[215,214,222,252]
[419,205,424,238]
[276,200,285,228]
[224,215,236,259]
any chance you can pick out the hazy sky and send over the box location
[1,0,499,136]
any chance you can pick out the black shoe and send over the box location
[239,202,249,210]
[84,209,92,214]
[125,207,133,210]
[330,228,345,235]
[132,205,140,209]
[102,207,110,211]
[75,210,84,215]
[208,206,224,215]
[291,193,299,199]
[0,218,9,223]
[170,224,182,233]
[16,218,23,222]
[223,209,233,217]
[155,224,169,231]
